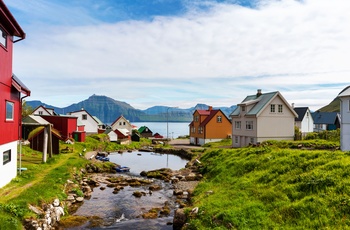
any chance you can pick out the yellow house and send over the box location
[189,106,232,146]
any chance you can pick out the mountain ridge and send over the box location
[26,94,237,124]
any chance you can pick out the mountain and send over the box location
[317,97,340,112]
[26,95,237,124]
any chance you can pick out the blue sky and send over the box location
[4,0,350,110]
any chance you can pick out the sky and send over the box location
[4,0,350,111]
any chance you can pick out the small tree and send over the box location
[22,100,33,118]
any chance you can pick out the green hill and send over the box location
[317,97,340,112]
[189,140,350,229]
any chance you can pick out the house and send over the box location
[311,111,340,132]
[38,114,85,142]
[32,105,57,116]
[67,109,99,134]
[110,115,133,134]
[114,128,131,144]
[338,86,350,151]
[153,133,164,138]
[294,107,314,136]
[138,126,153,138]
[0,1,29,188]
[104,128,118,142]
[230,89,298,147]
[189,106,231,146]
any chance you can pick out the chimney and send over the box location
[208,106,212,111]
[257,89,262,97]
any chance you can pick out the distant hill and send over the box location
[26,95,236,124]
[317,98,340,112]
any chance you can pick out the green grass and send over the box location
[188,141,350,229]
[0,134,151,229]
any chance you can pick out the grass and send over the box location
[0,134,151,229]
[186,140,350,229]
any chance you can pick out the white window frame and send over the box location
[217,116,222,123]
[235,121,241,129]
[235,136,239,144]
[278,104,283,113]
[5,101,14,121]
[82,114,87,120]
[0,27,7,48]
[270,104,275,113]
[246,121,253,130]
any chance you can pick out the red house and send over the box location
[0,1,30,188]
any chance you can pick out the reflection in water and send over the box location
[71,151,188,229]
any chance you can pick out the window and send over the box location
[3,150,11,165]
[5,101,14,121]
[198,126,203,134]
[217,116,222,123]
[123,122,126,125]
[119,122,122,125]
[246,121,253,130]
[278,104,283,113]
[241,106,246,112]
[235,121,241,129]
[348,100,350,111]
[82,114,87,120]
[0,27,7,47]
[39,111,43,115]
[250,137,255,144]
[194,115,199,122]
[235,136,239,144]
[270,104,275,113]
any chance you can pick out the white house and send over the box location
[230,89,298,147]
[338,86,350,151]
[68,109,99,134]
[294,107,314,135]
[110,115,133,134]
[32,105,57,116]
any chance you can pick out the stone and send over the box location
[173,208,186,230]
[76,197,84,202]
[53,198,60,207]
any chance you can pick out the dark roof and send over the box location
[294,107,308,121]
[12,74,30,96]
[138,126,152,133]
[312,111,339,125]
[0,1,25,39]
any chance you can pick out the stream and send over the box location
[68,151,189,229]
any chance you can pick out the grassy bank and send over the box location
[0,134,151,229]
[186,139,350,229]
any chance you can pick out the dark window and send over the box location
[82,114,87,120]
[3,150,11,165]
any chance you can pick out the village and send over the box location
[3,0,350,229]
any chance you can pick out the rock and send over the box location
[29,204,43,215]
[53,198,60,207]
[173,190,183,196]
[132,191,143,198]
[149,184,162,191]
[66,195,75,201]
[173,208,186,230]
[76,197,84,202]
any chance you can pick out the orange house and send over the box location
[189,106,232,146]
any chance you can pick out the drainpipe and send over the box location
[19,94,29,175]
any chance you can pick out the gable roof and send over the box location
[138,126,152,133]
[0,1,25,40]
[294,107,309,121]
[22,115,51,125]
[230,90,297,117]
[312,111,340,125]
[200,109,230,127]
[110,115,132,127]
[338,85,350,98]
[68,109,99,124]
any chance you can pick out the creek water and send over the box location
[69,151,189,229]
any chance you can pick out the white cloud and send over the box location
[9,0,350,111]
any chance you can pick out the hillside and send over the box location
[26,95,236,124]
[189,139,350,229]
[317,97,340,112]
